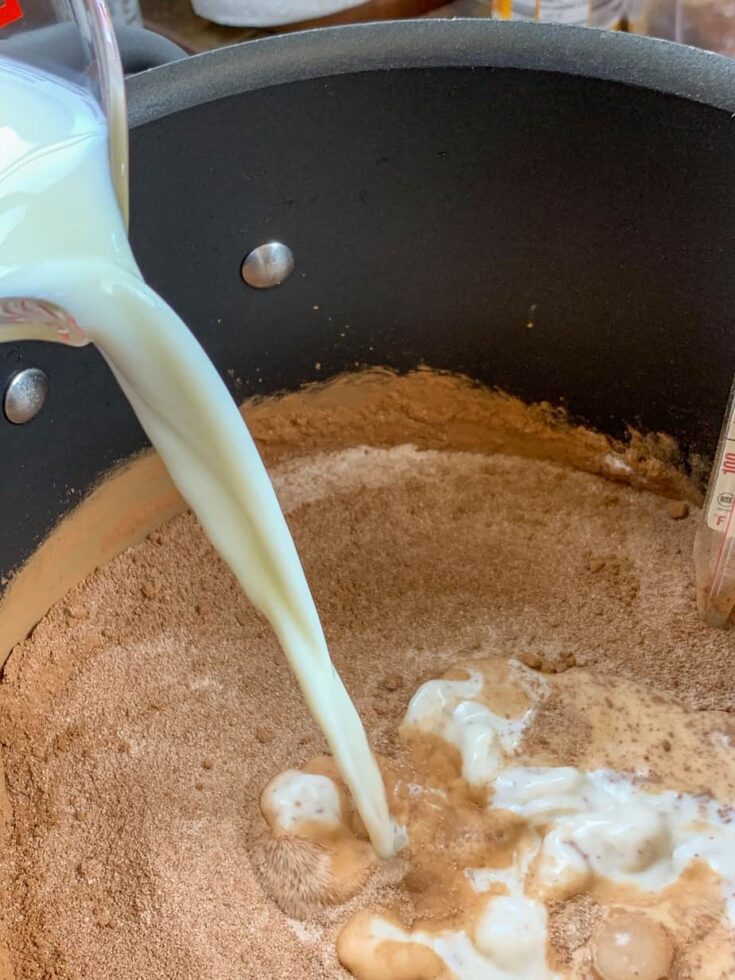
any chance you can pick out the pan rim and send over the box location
[127,18,735,127]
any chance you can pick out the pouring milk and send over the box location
[0,57,396,859]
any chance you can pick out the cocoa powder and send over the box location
[0,374,731,979]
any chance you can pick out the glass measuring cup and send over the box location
[0,0,127,347]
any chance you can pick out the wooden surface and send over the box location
[142,0,458,53]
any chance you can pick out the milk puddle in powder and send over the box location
[0,57,395,858]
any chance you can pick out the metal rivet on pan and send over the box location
[241,242,295,289]
[4,368,49,424]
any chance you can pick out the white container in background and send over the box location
[189,0,367,27]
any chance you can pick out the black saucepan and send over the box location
[2,20,735,604]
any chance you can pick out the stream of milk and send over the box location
[0,57,396,858]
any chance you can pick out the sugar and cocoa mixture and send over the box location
[0,372,732,979]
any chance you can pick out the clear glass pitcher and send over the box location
[0,0,127,346]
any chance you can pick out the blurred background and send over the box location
[116,0,735,64]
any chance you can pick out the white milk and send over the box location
[374,668,735,979]
[0,57,395,859]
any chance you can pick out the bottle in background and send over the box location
[635,0,735,56]
[438,0,625,29]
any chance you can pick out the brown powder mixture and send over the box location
[0,374,732,979]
